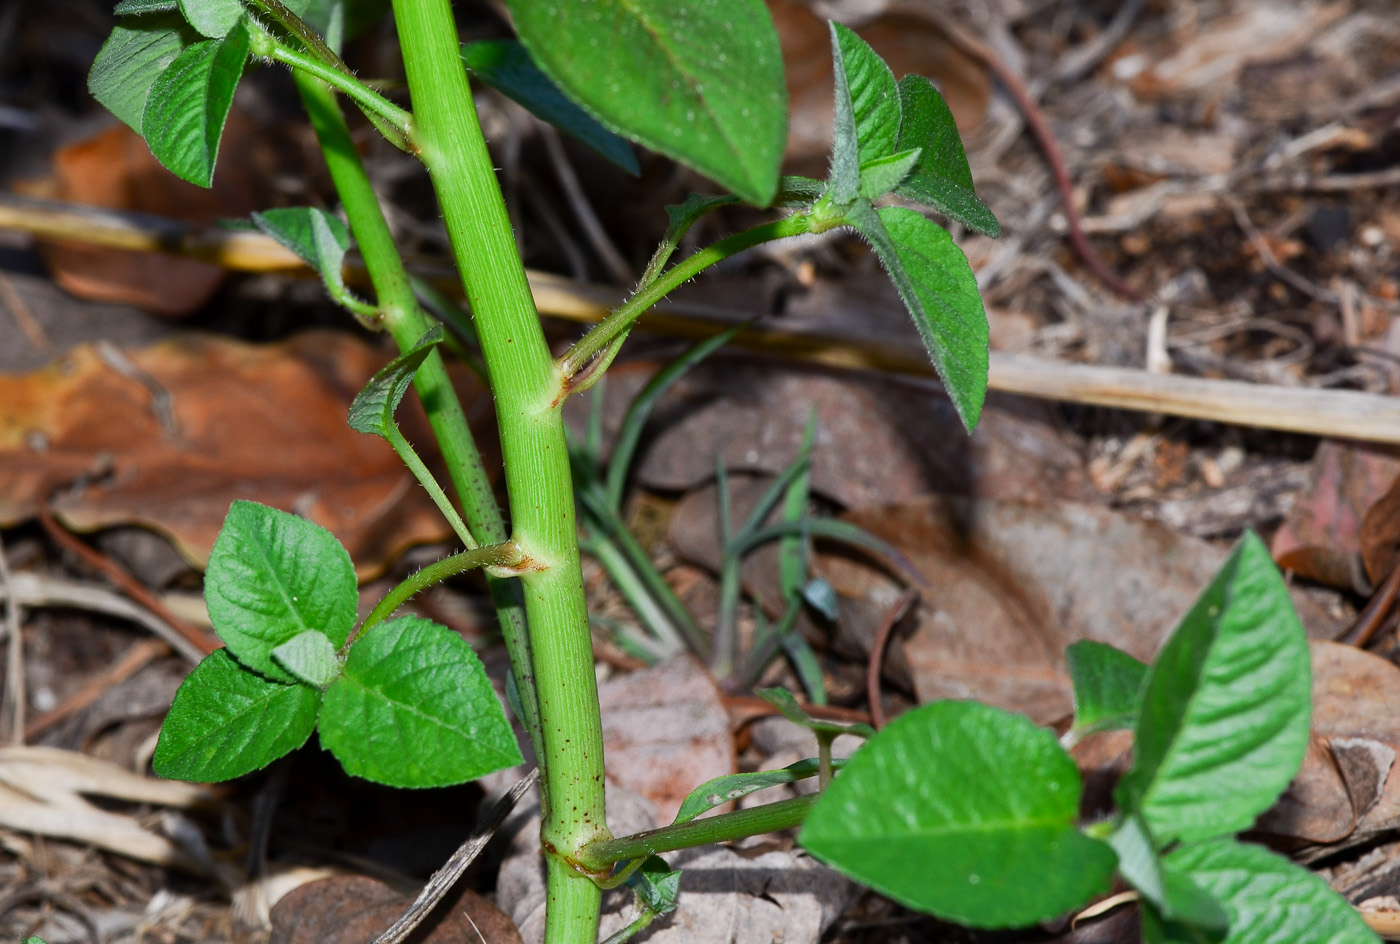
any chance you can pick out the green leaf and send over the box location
[154,649,321,781]
[757,687,875,740]
[894,75,1001,237]
[847,203,988,430]
[251,207,355,302]
[626,856,682,916]
[113,0,179,13]
[672,757,842,825]
[271,630,342,688]
[347,324,444,438]
[1111,815,1229,931]
[319,616,522,787]
[859,147,921,200]
[506,0,787,206]
[830,23,900,167]
[1151,839,1379,944]
[802,700,1117,928]
[142,20,249,187]
[1117,533,1311,845]
[89,13,198,135]
[177,0,245,38]
[461,39,638,175]
[204,501,358,684]
[775,175,825,207]
[1066,640,1149,739]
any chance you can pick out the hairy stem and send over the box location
[390,1,610,940]
[357,542,524,639]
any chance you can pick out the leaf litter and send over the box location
[6,0,1400,940]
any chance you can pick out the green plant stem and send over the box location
[391,2,609,940]
[559,214,812,380]
[357,541,523,638]
[268,39,412,146]
[292,69,541,753]
[245,0,343,72]
[382,423,474,548]
[576,795,818,872]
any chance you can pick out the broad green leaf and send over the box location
[89,13,198,135]
[894,75,1001,237]
[142,21,249,187]
[271,631,342,688]
[319,616,522,787]
[1066,640,1149,739]
[848,203,988,430]
[113,0,179,13]
[178,0,244,38]
[1117,533,1311,845]
[859,147,921,200]
[757,687,875,740]
[347,324,444,438]
[1112,815,1229,931]
[507,0,787,206]
[205,501,358,684]
[154,649,321,781]
[673,757,843,825]
[1149,839,1379,944]
[461,39,638,175]
[251,207,354,302]
[802,700,1117,928]
[830,23,900,167]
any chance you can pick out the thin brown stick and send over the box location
[38,495,219,655]
[1338,562,1400,649]
[865,589,920,731]
[935,17,1145,302]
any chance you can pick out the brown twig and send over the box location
[23,636,170,741]
[1337,562,1400,648]
[865,589,920,731]
[38,494,219,655]
[935,17,1145,302]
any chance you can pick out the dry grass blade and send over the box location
[371,768,540,944]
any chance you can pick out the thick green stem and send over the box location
[576,794,818,871]
[293,69,542,753]
[559,215,813,380]
[391,2,609,940]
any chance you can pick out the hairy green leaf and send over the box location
[461,39,638,175]
[154,649,321,781]
[626,856,681,917]
[894,75,1001,237]
[142,20,249,186]
[1066,640,1148,740]
[204,501,358,684]
[803,700,1117,927]
[271,630,342,688]
[1148,839,1378,944]
[319,617,522,787]
[847,203,987,430]
[859,147,921,200]
[830,23,900,168]
[507,0,787,206]
[1117,533,1311,845]
[251,207,355,303]
[178,0,244,38]
[347,324,444,438]
[89,13,198,135]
